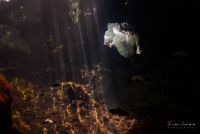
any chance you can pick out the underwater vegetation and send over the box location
[10,78,137,134]
[68,0,81,23]
[67,0,96,23]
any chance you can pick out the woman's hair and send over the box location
[120,22,134,32]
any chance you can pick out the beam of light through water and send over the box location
[0,0,10,2]
[81,1,107,102]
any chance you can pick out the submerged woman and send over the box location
[104,23,142,58]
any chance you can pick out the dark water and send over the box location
[1,0,200,133]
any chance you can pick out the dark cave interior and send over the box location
[0,0,200,133]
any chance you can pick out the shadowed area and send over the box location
[0,0,200,134]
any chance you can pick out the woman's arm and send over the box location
[134,34,142,54]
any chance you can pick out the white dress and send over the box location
[104,23,141,58]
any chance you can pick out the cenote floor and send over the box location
[0,0,200,134]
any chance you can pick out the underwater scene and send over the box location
[0,0,200,134]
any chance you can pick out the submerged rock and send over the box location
[0,74,12,133]
[11,80,137,134]
[109,107,129,116]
